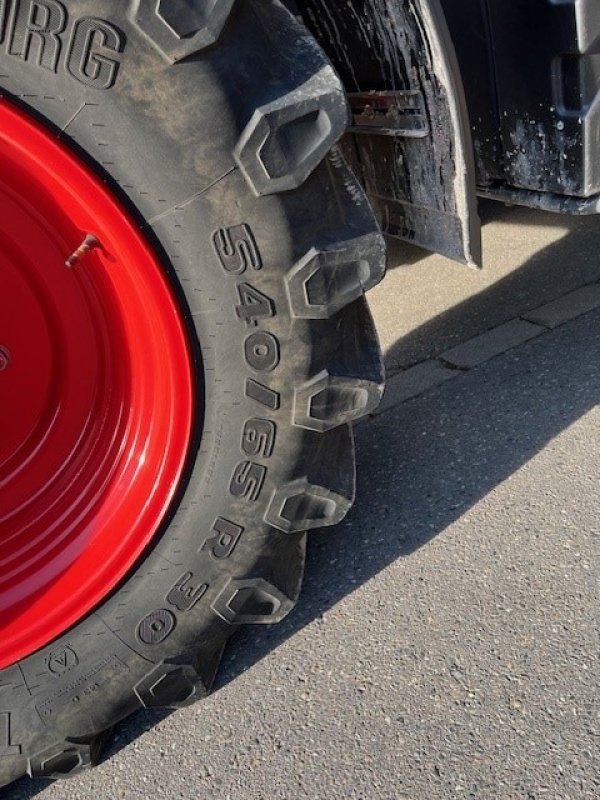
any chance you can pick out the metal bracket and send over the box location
[348,91,429,138]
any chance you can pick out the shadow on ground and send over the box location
[385,202,600,371]
[11,206,600,799]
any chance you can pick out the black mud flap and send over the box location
[299,0,482,267]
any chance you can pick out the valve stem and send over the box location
[65,234,101,269]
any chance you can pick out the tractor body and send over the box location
[299,0,600,266]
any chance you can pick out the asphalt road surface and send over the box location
[8,204,600,800]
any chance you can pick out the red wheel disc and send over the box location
[0,101,194,669]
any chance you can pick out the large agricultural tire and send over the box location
[0,0,385,788]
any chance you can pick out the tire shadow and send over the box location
[9,212,600,800]
[213,215,600,686]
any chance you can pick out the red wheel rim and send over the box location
[0,100,194,669]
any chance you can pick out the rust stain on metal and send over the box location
[65,234,101,269]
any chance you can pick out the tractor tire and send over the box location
[0,0,385,788]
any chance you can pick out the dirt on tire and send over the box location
[0,0,385,787]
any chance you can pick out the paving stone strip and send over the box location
[372,279,600,417]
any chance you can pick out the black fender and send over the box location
[298,0,482,267]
